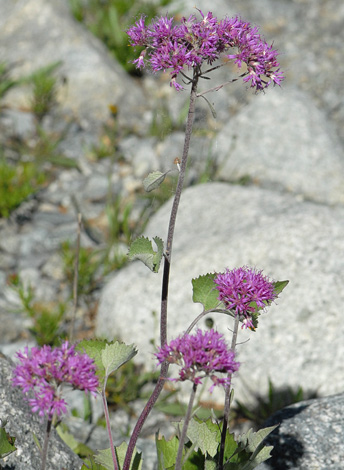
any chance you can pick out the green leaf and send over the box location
[56,424,79,452]
[156,433,206,470]
[192,273,219,311]
[273,280,289,297]
[143,171,169,192]
[56,424,94,457]
[0,425,16,459]
[222,431,243,466]
[81,456,107,470]
[237,425,277,454]
[32,431,42,451]
[76,339,137,388]
[128,236,164,273]
[76,338,109,386]
[95,442,142,470]
[226,425,278,470]
[101,341,137,379]
[205,460,217,470]
[175,417,219,458]
[156,435,179,470]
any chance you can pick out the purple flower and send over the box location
[155,329,239,391]
[12,341,99,419]
[127,10,284,91]
[214,267,276,329]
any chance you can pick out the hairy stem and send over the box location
[218,315,240,469]
[123,71,199,470]
[175,383,198,470]
[185,307,237,334]
[41,418,52,470]
[102,388,119,470]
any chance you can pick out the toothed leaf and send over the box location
[95,442,142,470]
[0,425,16,459]
[101,341,137,379]
[176,417,219,457]
[273,280,289,296]
[76,339,137,387]
[192,273,219,311]
[128,236,164,272]
[76,339,109,386]
[143,171,167,192]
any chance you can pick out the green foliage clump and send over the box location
[0,62,21,100]
[29,62,61,120]
[8,275,66,346]
[69,0,173,74]
[0,159,46,218]
[61,241,104,298]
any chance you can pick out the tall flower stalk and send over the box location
[123,10,284,470]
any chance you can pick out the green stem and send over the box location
[123,70,199,470]
[218,315,240,470]
[175,383,198,470]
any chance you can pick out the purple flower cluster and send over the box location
[12,341,99,419]
[155,329,239,391]
[214,266,276,329]
[127,10,284,91]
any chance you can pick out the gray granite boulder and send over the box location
[96,182,344,404]
[0,0,146,132]
[0,353,83,470]
[256,393,344,470]
[214,89,344,206]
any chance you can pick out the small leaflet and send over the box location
[273,280,289,297]
[143,171,168,192]
[128,236,164,273]
[192,273,219,311]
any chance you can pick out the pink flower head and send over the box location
[127,11,284,91]
[12,341,99,419]
[155,329,239,391]
[214,266,276,329]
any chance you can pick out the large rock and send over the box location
[256,393,344,470]
[214,89,344,205]
[0,0,146,131]
[0,353,83,469]
[96,182,344,404]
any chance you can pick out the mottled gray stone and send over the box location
[96,182,344,404]
[214,89,344,205]
[0,0,146,132]
[256,394,344,470]
[0,109,36,139]
[0,354,83,470]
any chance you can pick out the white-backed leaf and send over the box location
[101,341,137,379]
[143,171,168,192]
[192,273,219,311]
[128,236,164,272]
